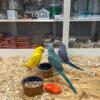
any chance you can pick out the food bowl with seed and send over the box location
[22,76,44,97]
[38,63,54,78]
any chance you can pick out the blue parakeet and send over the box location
[58,44,83,71]
[47,43,77,94]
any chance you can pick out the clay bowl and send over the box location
[38,63,54,78]
[22,76,44,97]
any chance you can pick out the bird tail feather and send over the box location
[60,71,77,94]
[69,62,83,71]
[22,63,30,68]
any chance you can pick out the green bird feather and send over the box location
[47,43,77,94]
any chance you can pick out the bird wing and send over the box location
[58,48,69,63]
[32,53,42,66]
[48,54,64,71]
[27,53,42,68]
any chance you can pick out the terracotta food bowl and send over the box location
[38,63,53,78]
[22,76,44,97]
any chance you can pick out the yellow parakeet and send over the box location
[24,46,44,69]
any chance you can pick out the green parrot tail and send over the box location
[60,71,77,94]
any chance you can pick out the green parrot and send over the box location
[47,43,77,94]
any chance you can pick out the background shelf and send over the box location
[70,15,100,22]
[0,19,63,23]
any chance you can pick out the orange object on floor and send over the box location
[44,83,62,94]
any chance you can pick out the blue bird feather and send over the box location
[47,43,77,94]
[58,44,83,71]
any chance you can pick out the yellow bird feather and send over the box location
[24,46,44,69]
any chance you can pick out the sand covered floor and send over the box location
[0,55,100,100]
